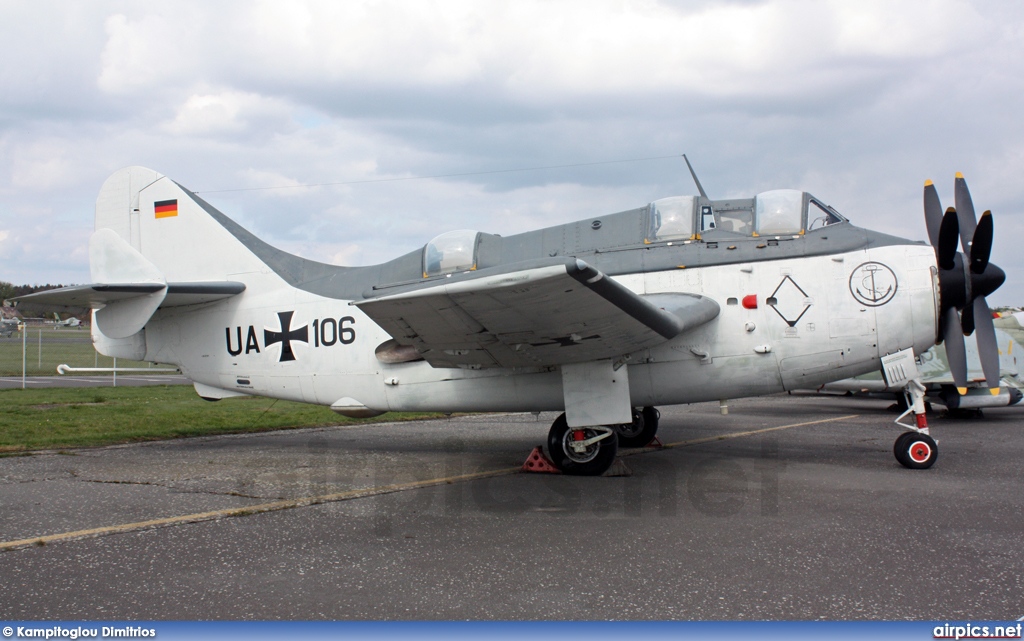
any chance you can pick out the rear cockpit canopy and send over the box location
[424,229,479,277]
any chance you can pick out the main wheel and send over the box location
[615,406,660,448]
[547,413,618,476]
[894,431,938,469]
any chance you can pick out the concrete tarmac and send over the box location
[0,394,1021,620]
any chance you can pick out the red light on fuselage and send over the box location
[742,295,757,309]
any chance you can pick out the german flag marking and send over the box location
[154,199,178,219]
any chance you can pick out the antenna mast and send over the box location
[682,154,709,199]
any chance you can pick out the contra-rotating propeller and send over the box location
[923,173,1006,394]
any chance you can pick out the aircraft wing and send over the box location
[354,258,719,368]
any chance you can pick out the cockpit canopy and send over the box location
[647,196,697,242]
[424,229,479,277]
[805,197,847,231]
[646,190,846,242]
[755,189,804,235]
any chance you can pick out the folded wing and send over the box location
[355,258,719,368]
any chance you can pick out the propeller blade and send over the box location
[973,297,1001,391]
[961,301,975,336]
[923,180,943,247]
[970,211,993,274]
[937,208,960,270]
[954,172,978,254]
[942,306,969,392]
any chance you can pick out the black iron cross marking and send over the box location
[264,311,308,362]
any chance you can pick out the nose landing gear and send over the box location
[893,378,938,469]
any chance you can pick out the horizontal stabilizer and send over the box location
[12,281,246,311]
[14,284,163,310]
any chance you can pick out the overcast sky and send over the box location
[2,0,1023,305]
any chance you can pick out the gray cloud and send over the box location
[1,0,1023,307]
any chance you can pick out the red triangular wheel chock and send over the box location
[647,436,664,448]
[521,446,562,474]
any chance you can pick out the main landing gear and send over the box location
[892,379,938,469]
[614,406,661,448]
[546,406,660,476]
[547,414,618,476]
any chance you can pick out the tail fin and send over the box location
[95,167,269,282]
[16,167,265,348]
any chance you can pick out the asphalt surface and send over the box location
[0,394,1021,620]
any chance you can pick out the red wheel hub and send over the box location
[909,441,932,463]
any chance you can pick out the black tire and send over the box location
[893,431,914,466]
[643,406,660,431]
[547,413,618,476]
[895,432,938,469]
[615,407,660,448]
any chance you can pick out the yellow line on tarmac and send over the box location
[626,413,861,454]
[0,413,858,552]
[0,466,519,552]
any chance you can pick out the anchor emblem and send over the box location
[849,262,898,307]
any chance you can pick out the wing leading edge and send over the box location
[355,258,719,368]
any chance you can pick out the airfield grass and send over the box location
[0,385,446,453]
[0,328,157,377]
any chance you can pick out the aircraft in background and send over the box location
[818,327,1022,411]
[994,311,1024,345]
[52,313,82,328]
[14,164,1006,474]
[0,317,21,338]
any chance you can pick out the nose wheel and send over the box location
[894,431,938,469]
[546,413,618,476]
[892,378,939,469]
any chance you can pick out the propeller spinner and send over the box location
[923,175,1006,395]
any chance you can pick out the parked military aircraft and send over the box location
[994,311,1024,346]
[819,327,1022,410]
[52,313,82,328]
[14,165,1006,474]
[0,317,20,338]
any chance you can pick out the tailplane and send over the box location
[14,166,255,346]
